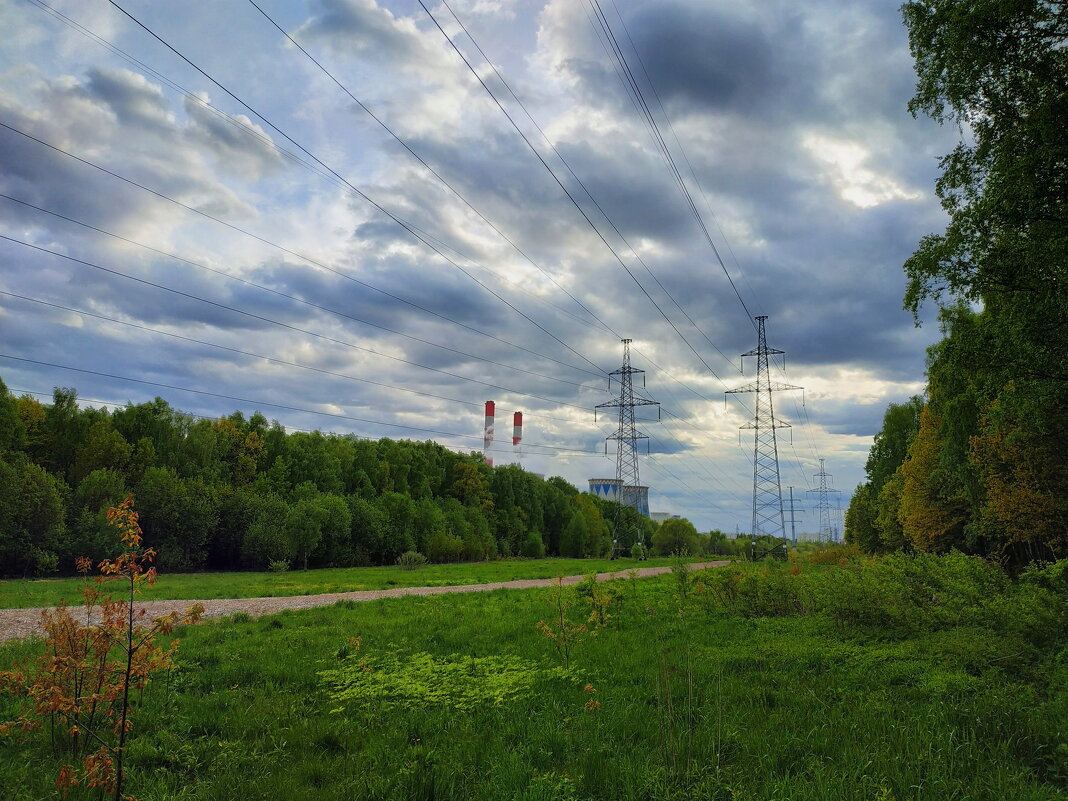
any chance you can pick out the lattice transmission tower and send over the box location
[726,316,802,540]
[807,459,842,542]
[595,339,659,550]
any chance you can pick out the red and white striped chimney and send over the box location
[512,411,523,464]
[483,401,495,467]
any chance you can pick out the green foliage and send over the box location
[0,372,687,577]
[875,0,1068,567]
[426,528,464,563]
[2,555,1066,800]
[240,493,292,570]
[574,573,622,629]
[846,397,923,553]
[558,509,589,558]
[0,455,69,576]
[267,559,290,573]
[520,530,546,558]
[396,550,428,570]
[651,518,700,556]
[0,378,26,454]
[320,650,575,712]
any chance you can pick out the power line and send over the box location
[420,0,737,388]
[0,355,603,455]
[0,234,603,412]
[8,387,602,458]
[1,290,585,425]
[0,120,600,379]
[243,0,613,338]
[589,0,757,328]
[445,0,745,375]
[21,0,613,343]
[0,193,597,391]
[103,0,606,376]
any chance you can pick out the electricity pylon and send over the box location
[727,316,801,541]
[807,459,842,542]
[595,339,659,554]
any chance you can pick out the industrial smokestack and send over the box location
[512,411,522,465]
[484,401,495,467]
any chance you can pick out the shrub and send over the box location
[396,551,428,570]
[519,530,546,558]
[630,542,648,561]
[267,559,290,572]
[426,530,463,563]
[802,543,862,566]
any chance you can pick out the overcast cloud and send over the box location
[0,0,955,533]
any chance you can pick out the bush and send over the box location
[396,551,428,570]
[267,559,290,573]
[426,530,463,563]
[802,543,862,566]
[696,552,1027,635]
[630,542,648,560]
[520,531,546,558]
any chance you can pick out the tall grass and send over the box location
[0,556,699,609]
[1,554,1064,800]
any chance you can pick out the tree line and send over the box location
[0,379,668,577]
[845,1,1067,567]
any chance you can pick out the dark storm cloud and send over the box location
[624,3,795,115]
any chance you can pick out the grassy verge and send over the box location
[1,554,1064,800]
[0,556,699,609]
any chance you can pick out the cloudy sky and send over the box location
[0,0,956,533]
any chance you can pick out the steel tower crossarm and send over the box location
[726,316,802,541]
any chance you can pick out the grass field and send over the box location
[0,556,695,609]
[1,554,1065,800]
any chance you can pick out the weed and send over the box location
[671,551,692,603]
[574,574,621,630]
[320,646,574,712]
[536,578,588,669]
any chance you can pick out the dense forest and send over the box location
[846,1,1067,567]
[0,378,661,577]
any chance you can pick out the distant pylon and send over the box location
[807,459,842,542]
[785,486,805,551]
[595,339,660,548]
[726,316,802,540]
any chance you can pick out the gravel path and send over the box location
[0,562,729,644]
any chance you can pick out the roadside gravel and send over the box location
[0,562,728,644]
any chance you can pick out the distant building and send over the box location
[587,478,650,518]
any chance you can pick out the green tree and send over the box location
[558,511,589,558]
[0,456,69,575]
[70,420,132,486]
[0,378,26,454]
[135,467,218,572]
[241,493,292,569]
[896,0,1068,564]
[651,518,700,556]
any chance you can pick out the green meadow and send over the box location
[1,553,1065,800]
[0,557,695,610]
